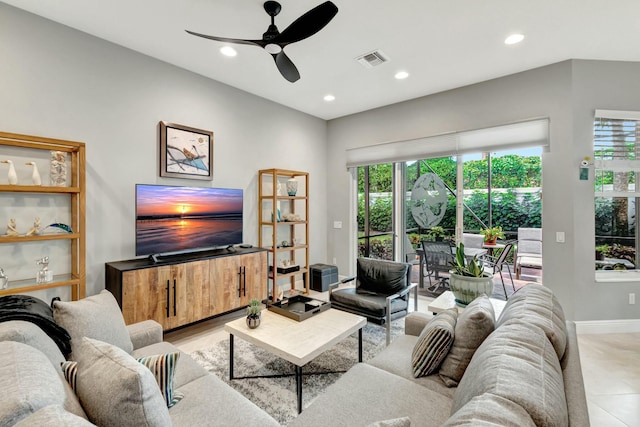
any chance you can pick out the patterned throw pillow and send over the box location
[411,308,458,377]
[137,352,184,407]
[61,352,183,408]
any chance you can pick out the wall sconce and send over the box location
[580,156,592,181]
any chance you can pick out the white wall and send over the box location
[327,60,640,322]
[0,4,328,299]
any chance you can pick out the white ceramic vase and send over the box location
[448,271,493,306]
[286,178,298,196]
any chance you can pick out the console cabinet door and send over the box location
[122,266,174,330]
[239,251,268,305]
[210,256,242,314]
[175,260,211,327]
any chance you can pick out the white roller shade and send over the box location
[346,118,549,168]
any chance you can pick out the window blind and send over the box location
[345,118,549,168]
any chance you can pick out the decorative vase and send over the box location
[286,178,298,196]
[449,272,493,306]
[50,151,67,186]
[246,314,261,329]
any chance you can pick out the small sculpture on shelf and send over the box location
[1,160,17,185]
[36,256,52,284]
[43,222,73,234]
[282,213,302,222]
[25,161,42,186]
[50,151,67,186]
[0,268,8,290]
[6,219,19,236]
[26,217,41,236]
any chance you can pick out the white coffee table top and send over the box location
[224,308,366,366]
[427,291,507,318]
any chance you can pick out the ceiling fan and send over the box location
[186,1,338,83]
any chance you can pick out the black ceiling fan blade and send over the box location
[272,1,338,46]
[185,30,265,48]
[272,51,300,82]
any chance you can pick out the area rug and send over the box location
[189,320,404,426]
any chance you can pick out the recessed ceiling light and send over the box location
[323,94,336,102]
[395,71,409,80]
[220,46,237,57]
[504,34,525,45]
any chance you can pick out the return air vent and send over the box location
[355,50,389,68]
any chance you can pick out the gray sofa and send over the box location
[290,284,590,427]
[0,291,279,427]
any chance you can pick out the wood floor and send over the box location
[165,289,639,427]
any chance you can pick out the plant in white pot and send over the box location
[449,243,493,306]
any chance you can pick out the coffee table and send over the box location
[224,308,367,414]
[427,291,506,318]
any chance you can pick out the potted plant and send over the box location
[595,244,608,261]
[426,226,447,242]
[480,226,505,245]
[449,243,493,306]
[246,298,263,329]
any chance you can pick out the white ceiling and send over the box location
[4,0,640,120]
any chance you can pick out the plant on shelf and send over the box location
[246,298,263,329]
[449,243,493,306]
[480,226,505,244]
[426,226,448,242]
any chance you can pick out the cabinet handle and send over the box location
[237,267,242,298]
[166,280,170,318]
[243,266,247,296]
[173,280,177,316]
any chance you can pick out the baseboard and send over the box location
[575,319,640,334]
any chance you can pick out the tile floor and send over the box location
[165,289,639,427]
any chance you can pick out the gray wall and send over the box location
[0,4,328,299]
[327,60,640,322]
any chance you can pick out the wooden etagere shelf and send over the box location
[0,132,86,300]
[258,168,309,301]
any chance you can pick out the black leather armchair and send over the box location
[329,258,417,345]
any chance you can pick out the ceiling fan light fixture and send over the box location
[265,43,282,54]
[504,33,525,45]
[395,71,409,80]
[220,46,237,57]
[323,94,336,102]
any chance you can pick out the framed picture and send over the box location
[159,121,213,180]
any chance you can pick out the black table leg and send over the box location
[358,328,363,362]
[229,334,234,380]
[295,365,303,414]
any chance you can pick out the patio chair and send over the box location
[421,240,455,293]
[483,242,516,299]
[462,233,488,260]
[515,227,542,279]
[329,257,416,345]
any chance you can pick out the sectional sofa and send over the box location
[290,283,590,426]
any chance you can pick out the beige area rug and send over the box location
[189,320,404,426]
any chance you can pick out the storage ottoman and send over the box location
[310,264,338,292]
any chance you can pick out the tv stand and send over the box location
[105,247,267,331]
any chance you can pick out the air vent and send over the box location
[355,50,389,68]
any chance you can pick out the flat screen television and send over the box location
[135,184,243,257]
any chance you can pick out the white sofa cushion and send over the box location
[74,337,171,427]
[53,290,133,358]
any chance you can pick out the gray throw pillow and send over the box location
[53,290,133,357]
[74,337,171,427]
[411,308,457,377]
[439,295,495,387]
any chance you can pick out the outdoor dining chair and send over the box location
[483,242,516,299]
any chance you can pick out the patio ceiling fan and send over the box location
[185,1,339,83]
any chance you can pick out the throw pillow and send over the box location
[74,337,172,426]
[137,352,184,407]
[411,308,457,377]
[62,353,183,408]
[439,295,495,387]
[53,290,133,357]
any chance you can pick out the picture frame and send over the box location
[159,121,214,180]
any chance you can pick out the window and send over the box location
[594,110,640,272]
